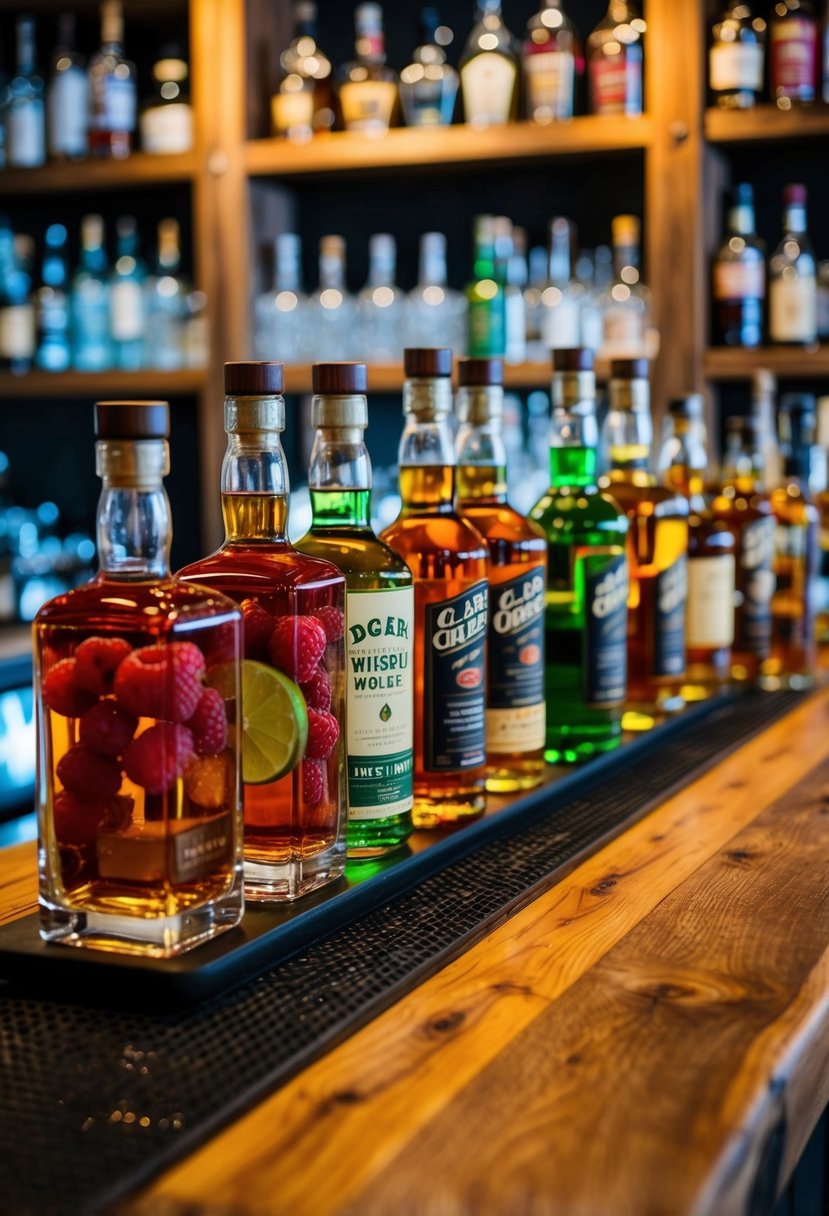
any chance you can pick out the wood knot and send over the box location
[589,874,619,896]
[427,1010,466,1036]
[566,1053,582,1066]
[643,981,693,1004]
[333,1090,362,1106]
[492,981,531,996]
[726,849,757,865]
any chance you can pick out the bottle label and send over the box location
[345,586,414,822]
[339,80,397,132]
[770,17,818,95]
[525,49,575,120]
[461,53,517,125]
[583,553,628,706]
[486,567,545,754]
[653,556,687,677]
[589,51,642,115]
[687,554,735,649]
[140,102,194,154]
[0,304,36,360]
[769,276,817,343]
[737,516,776,654]
[7,101,46,167]
[92,76,137,132]
[540,295,580,349]
[709,42,764,92]
[110,280,144,342]
[713,260,765,302]
[48,69,88,157]
[424,581,487,772]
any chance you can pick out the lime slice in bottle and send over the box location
[207,659,308,785]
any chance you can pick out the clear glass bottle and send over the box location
[71,214,112,372]
[297,362,414,857]
[460,0,519,127]
[587,0,645,116]
[110,216,146,371]
[306,235,356,361]
[338,3,399,135]
[144,218,187,371]
[466,214,506,358]
[712,183,765,348]
[540,216,581,353]
[0,228,35,376]
[274,1,334,135]
[406,231,467,353]
[752,367,783,489]
[600,214,653,360]
[140,45,194,155]
[524,245,549,361]
[36,399,244,955]
[400,6,459,127]
[769,0,818,105]
[35,223,71,373]
[769,184,817,346]
[710,2,766,109]
[178,362,347,900]
[494,217,527,365]
[89,0,137,159]
[380,348,489,828]
[580,244,613,354]
[47,14,88,161]
[355,233,406,364]
[523,0,577,123]
[5,15,46,169]
[254,233,306,363]
[456,357,546,791]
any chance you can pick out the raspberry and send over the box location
[123,723,195,794]
[302,759,325,808]
[53,791,133,847]
[241,599,274,660]
[42,659,97,719]
[300,667,332,711]
[185,754,232,809]
[313,605,345,642]
[79,700,138,757]
[305,708,340,760]
[114,642,205,723]
[74,636,132,695]
[269,615,327,684]
[187,687,228,756]
[57,745,122,801]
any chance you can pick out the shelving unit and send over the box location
[281,360,589,396]
[703,348,829,382]
[705,104,829,146]
[0,152,198,196]
[0,370,207,399]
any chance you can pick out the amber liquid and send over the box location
[764,480,819,688]
[713,479,776,681]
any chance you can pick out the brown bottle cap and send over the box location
[312,362,368,394]
[457,357,503,387]
[668,394,703,418]
[611,358,649,381]
[224,361,285,396]
[403,348,452,378]
[552,348,593,372]
[94,401,170,439]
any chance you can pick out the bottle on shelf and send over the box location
[36,400,244,955]
[47,14,88,162]
[524,245,549,361]
[0,225,35,376]
[769,184,817,347]
[355,233,406,363]
[254,233,306,363]
[144,218,187,370]
[466,215,506,358]
[89,0,137,160]
[297,362,414,857]
[769,0,818,106]
[140,44,194,156]
[306,235,356,361]
[539,216,581,353]
[35,223,71,373]
[580,244,613,355]
[522,0,578,124]
[494,217,527,365]
[5,15,46,169]
[178,362,347,899]
[600,214,653,360]
[380,348,489,828]
[460,0,519,127]
[709,2,766,109]
[338,3,399,135]
[406,231,467,353]
[71,214,112,372]
[272,2,334,138]
[818,260,829,340]
[110,216,146,371]
[815,395,829,642]
[752,367,783,488]
[600,358,689,727]
[587,1,645,117]
[400,6,459,127]
[455,357,546,791]
[712,183,765,348]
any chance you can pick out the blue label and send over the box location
[487,567,545,711]
[584,553,628,705]
[424,581,488,771]
[653,555,687,677]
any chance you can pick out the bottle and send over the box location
[177,362,347,899]
[814,395,829,641]
[460,1,519,127]
[139,45,194,155]
[274,1,334,135]
[587,1,645,116]
[709,2,766,109]
[581,244,613,354]
[540,217,581,352]
[824,0,829,102]
[660,396,736,698]
[524,245,549,361]
[769,185,817,346]
[466,215,506,358]
[400,7,459,127]
[600,215,652,360]
[712,184,765,348]
[144,218,186,370]
[600,359,689,726]
[456,357,546,790]
[35,223,71,372]
[338,4,398,135]
[88,0,137,159]
[530,349,629,761]
[110,216,146,371]
[253,233,306,363]
[355,233,406,364]
[47,14,88,161]
[297,362,414,857]
[35,400,244,955]
[71,214,112,372]
[306,235,356,361]
[769,0,818,106]
[0,226,35,376]
[494,218,527,365]
[380,348,489,828]
[522,0,577,123]
[5,16,46,169]
[406,231,467,353]
[752,368,783,489]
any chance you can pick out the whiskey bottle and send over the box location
[400,7,459,127]
[712,184,765,348]
[709,2,766,109]
[380,348,489,828]
[456,357,546,791]
[769,185,817,346]
[273,2,334,135]
[47,13,88,161]
[297,362,414,857]
[530,348,629,762]
[460,1,519,127]
[587,1,645,117]
[600,215,653,360]
[88,1,137,160]
[139,45,194,155]
[338,4,398,134]
[522,0,577,124]
[769,0,818,105]
[5,15,46,169]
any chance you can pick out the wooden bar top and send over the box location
[4,689,829,1215]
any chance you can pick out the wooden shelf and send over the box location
[283,361,609,395]
[703,347,829,381]
[246,117,653,179]
[0,152,198,196]
[0,369,207,398]
[705,104,829,145]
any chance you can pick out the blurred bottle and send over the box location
[769,184,817,346]
[47,14,87,161]
[89,0,137,159]
[0,225,35,375]
[400,7,459,126]
[140,44,193,155]
[522,0,577,123]
[5,16,45,169]
[817,260,829,339]
[71,214,111,371]
[581,244,612,354]
[539,217,580,352]
[751,368,783,489]
[183,289,209,369]
[587,0,645,116]
[338,4,399,134]
[600,214,653,360]
[712,183,765,348]
[524,245,548,361]
[815,395,829,642]
[144,217,187,369]
[466,214,506,357]
[769,0,818,105]
[306,235,356,360]
[494,217,527,364]
[274,1,334,135]
[709,2,766,109]
[460,0,519,126]
[356,233,406,363]
[110,216,146,370]
[35,223,70,372]
[253,232,306,362]
[406,231,467,352]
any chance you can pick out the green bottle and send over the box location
[466,214,506,357]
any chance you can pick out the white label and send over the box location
[7,101,46,167]
[0,304,36,360]
[461,53,517,125]
[110,280,144,341]
[339,81,397,132]
[540,295,580,349]
[525,50,574,119]
[687,554,736,648]
[713,260,765,301]
[140,103,194,154]
[93,77,137,131]
[486,703,545,752]
[769,276,817,342]
[710,42,764,92]
[602,305,647,357]
[48,68,88,157]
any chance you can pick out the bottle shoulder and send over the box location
[35,573,239,631]
[530,483,630,530]
[296,528,413,584]
[380,509,489,560]
[458,501,547,548]
[604,477,689,518]
[177,541,345,589]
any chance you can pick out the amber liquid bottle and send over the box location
[380,348,489,828]
[455,356,547,792]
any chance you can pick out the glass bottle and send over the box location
[144,218,187,371]
[709,2,766,109]
[338,4,399,135]
[88,0,137,160]
[406,231,468,353]
[400,6,459,127]
[355,233,406,364]
[110,216,146,371]
[71,214,112,372]
[297,362,414,857]
[523,0,577,123]
[466,215,506,358]
[460,0,519,127]
[712,183,765,348]
[769,0,818,106]
[580,244,613,355]
[5,15,46,169]
[752,367,783,490]
[494,217,527,365]
[600,214,653,360]
[540,216,581,352]
[47,14,88,161]
[253,233,306,363]
[524,245,549,361]
[306,235,356,361]
[380,348,489,828]
[0,228,35,377]
[600,358,689,727]
[814,395,829,642]
[456,357,546,791]
[139,45,194,155]
[36,399,244,955]
[530,348,629,762]
[769,184,817,346]
[274,1,334,135]
[587,1,645,116]
[35,223,71,372]
[178,361,347,899]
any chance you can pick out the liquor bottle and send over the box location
[355,233,406,363]
[660,396,736,697]
[460,1,519,127]
[178,361,347,899]
[253,233,306,363]
[5,16,46,169]
[35,223,71,372]
[380,348,489,827]
[140,45,194,155]
[71,214,112,372]
[494,218,527,365]
[540,217,581,352]
[338,4,398,135]
[769,0,818,105]
[709,2,766,109]
[456,357,546,790]
[47,14,88,161]
[88,0,137,159]
[581,244,613,354]
[298,362,414,856]
[712,184,765,348]
[815,395,829,641]
[523,0,577,123]
[587,1,645,116]
[524,245,549,361]
[110,217,146,371]
[400,7,459,127]
[35,399,244,954]
[600,214,652,360]
[274,1,334,135]
[769,185,817,346]
[600,359,689,725]
[0,227,35,376]
[466,215,506,358]
[752,367,783,489]
[144,218,186,370]
[406,231,467,353]
[531,348,629,761]
[306,235,356,361]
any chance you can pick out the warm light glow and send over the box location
[477,279,498,300]
[116,255,136,275]
[729,237,746,254]
[372,286,395,308]
[401,63,424,84]
[620,265,639,285]
[611,284,631,302]
[160,81,180,100]
[479,33,499,51]
[158,276,178,298]
[276,291,298,312]
[320,289,343,309]
[297,36,315,56]
[423,286,445,306]
[435,25,453,46]
[541,8,563,27]
[541,286,563,307]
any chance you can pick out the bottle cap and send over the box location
[612,214,641,246]
[552,348,593,373]
[732,183,754,208]
[668,394,704,418]
[457,357,503,387]
[224,361,285,396]
[369,233,395,261]
[320,234,345,257]
[611,357,649,381]
[726,414,760,443]
[94,401,170,440]
[312,362,368,395]
[404,348,452,378]
[783,184,807,207]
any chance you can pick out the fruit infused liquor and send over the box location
[530,349,629,762]
[600,359,689,727]
[178,362,347,900]
[455,357,546,791]
[298,362,414,858]
[381,348,489,829]
[35,401,244,956]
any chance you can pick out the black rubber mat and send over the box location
[0,689,806,1216]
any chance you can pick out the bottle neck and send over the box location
[456,409,508,503]
[549,234,572,284]
[603,382,653,476]
[356,21,386,64]
[473,241,497,280]
[17,22,37,75]
[221,396,289,542]
[274,251,301,293]
[158,237,181,273]
[549,376,599,487]
[369,252,395,288]
[723,443,765,493]
[783,204,807,236]
[613,241,640,280]
[477,0,503,17]
[95,440,171,579]
[727,204,756,236]
[320,251,346,290]
[419,244,447,287]
[399,379,456,512]
[308,425,372,528]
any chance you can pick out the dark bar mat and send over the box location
[0,689,805,1216]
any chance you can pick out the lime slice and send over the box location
[208,659,308,786]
